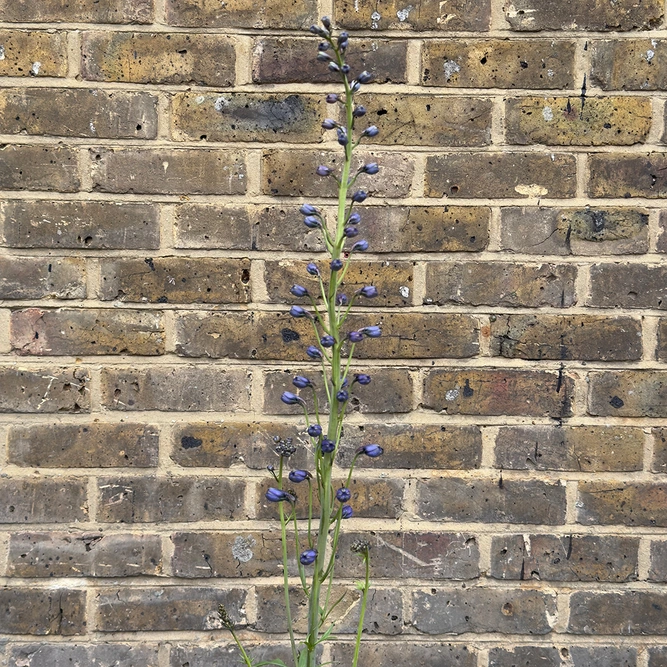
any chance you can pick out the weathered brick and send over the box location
[257,477,405,520]
[81,32,235,85]
[171,421,313,470]
[264,259,413,307]
[422,39,575,88]
[256,585,403,634]
[490,314,642,361]
[90,148,246,195]
[589,264,667,309]
[8,644,160,667]
[355,94,492,146]
[650,648,667,667]
[0,478,88,523]
[490,647,637,667]
[570,647,637,666]
[0,88,157,139]
[262,149,414,198]
[659,211,667,252]
[503,0,662,30]
[591,39,667,91]
[170,645,298,667]
[337,423,482,470]
[172,93,325,144]
[252,204,326,252]
[96,587,246,632]
[577,481,667,526]
[0,257,86,300]
[653,428,667,473]
[0,0,151,22]
[355,205,489,252]
[264,367,414,415]
[588,371,667,417]
[97,477,246,523]
[500,207,649,255]
[101,367,251,412]
[0,145,79,192]
[506,96,651,146]
[173,204,252,250]
[253,37,408,84]
[332,643,476,667]
[659,321,667,362]
[336,531,479,580]
[589,154,667,198]
[490,534,639,582]
[336,0,490,31]
[2,200,160,249]
[0,588,85,635]
[0,30,68,77]
[424,369,573,417]
[11,308,165,356]
[495,425,645,472]
[425,261,576,308]
[100,258,251,304]
[426,152,577,199]
[649,541,667,581]
[417,477,567,524]
[7,532,162,577]
[412,588,557,634]
[0,367,90,413]
[8,423,159,468]
[165,0,317,28]
[489,647,560,667]
[569,591,667,634]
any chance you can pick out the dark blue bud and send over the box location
[350,81,361,93]
[358,285,378,298]
[339,40,348,51]
[336,390,349,402]
[347,212,361,225]
[267,464,275,472]
[309,25,320,34]
[292,375,312,389]
[317,52,332,62]
[320,335,335,348]
[290,284,309,297]
[335,293,348,306]
[321,438,336,453]
[352,240,369,252]
[362,163,379,175]
[300,204,319,216]
[326,93,339,104]
[266,487,294,502]
[306,346,323,359]
[306,263,320,276]
[341,377,349,388]
[290,305,310,318]
[344,227,359,237]
[289,469,311,483]
[318,41,329,51]
[341,505,353,519]
[300,549,317,565]
[307,424,323,437]
[359,444,383,458]
[337,128,348,146]
[358,71,373,83]
[351,190,368,203]
[348,331,363,343]
[303,216,321,229]
[354,373,372,385]
[330,258,344,271]
[362,125,379,137]
[336,487,351,502]
[322,119,337,130]
[353,105,367,118]
[316,165,332,176]
[328,62,340,72]
[281,391,303,405]
[321,16,331,28]
[337,31,349,43]
[341,64,350,74]
[362,325,381,338]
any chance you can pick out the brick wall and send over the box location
[0,0,666,664]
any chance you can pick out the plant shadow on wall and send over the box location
[217,17,387,667]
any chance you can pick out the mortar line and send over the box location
[644,427,656,474]
[480,426,498,469]
[406,38,421,86]
[649,96,666,144]
[642,315,659,363]
[648,207,662,253]
[66,29,81,80]
[0,309,10,354]
[490,96,505,147]
[235,34,254,86]
[157,91,171,141]
[638,535,652,581]
[565,480,579,525]
[487,206,502,252]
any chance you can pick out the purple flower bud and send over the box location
[317,52,332,62]
[336,390,349,402]
[339,40,348,51]
[306,263,320,276]
[326,93,339,104]
[335,293,348,306]
[341,64,350,74]
[290,305,310,318]
[344,227,359,237]
[306,346,323,359]
[292,375,312,389]
[300,204,319,216]
[318,41,329,51]
[281,391,304,405]
[353,105,367,118]
[347,212,361,225]
[309,25,321,34]
[321,438,336,453]
[290,284,309,297]
[266,487,294,502]
[303,216,321,229]
[289,469,311,483]
[358,71,373,84]
[362,125,379,137]
[330,258,344,271]
[308,424,323,437]
[351,190,368,203]
[352,240,369,252]
[267,464,275,472]
[337,31,349,44]
[362,325,381,338]
[359,285,378,298]
[328,62,340,72]
[337,128,348,146]
[359,444,383,458]
[362,163,379,175]
[336,487,351,502]
[320,335,335,348]
[316,165,332,176]
[350,81,361,93]
[348,331,363,343]
[341,504,353,519]
[354,373,372,385]
[321,118,337,130]
[300,549,317,565]
[322,15,331,29]
[341,377,349,388]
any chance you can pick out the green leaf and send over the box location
[255,661,288,667]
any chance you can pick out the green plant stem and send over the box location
[229,627,254,667]
[351,554,371,667]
